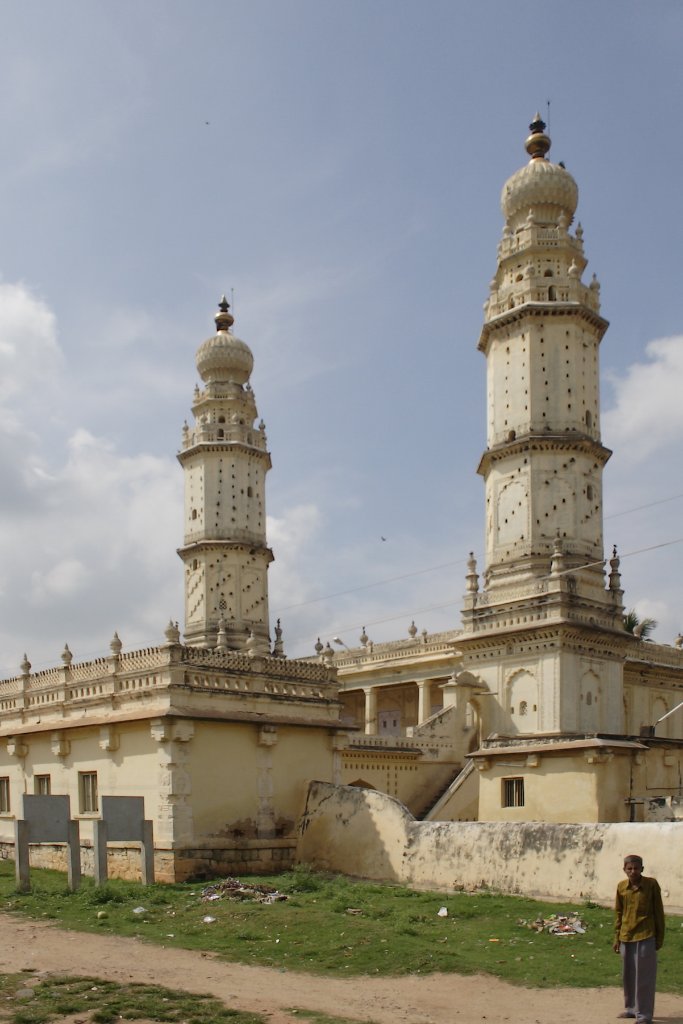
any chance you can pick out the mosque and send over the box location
[1,116,682,881]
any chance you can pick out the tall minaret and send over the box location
[472,114,619,625]
[460,117,626,737]
[177,298,273,651]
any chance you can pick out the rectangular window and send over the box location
[502,777,525,808]
[0,777,10,813]
[34,774,51,796]
[78,771,98,813]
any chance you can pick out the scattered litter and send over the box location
[488,938,500,943]
[200,877,288,905]
[132,907,147,915]
[437,907,448,917]
[346,908,362,915]
[518,913,587,936]
[202,915,217,924]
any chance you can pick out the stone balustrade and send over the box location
[0,642,337,713]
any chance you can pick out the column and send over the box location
[417,680,432,724]
[363,687,378,735]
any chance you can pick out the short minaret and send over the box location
[475,114,615,622]
[177,298,273,652]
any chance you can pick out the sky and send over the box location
[0,0,682,676]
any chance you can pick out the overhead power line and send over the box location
[274,489,683,621]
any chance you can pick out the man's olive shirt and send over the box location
[615,876,665,948]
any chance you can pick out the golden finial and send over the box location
[214,295,234,332]
[525,113,551,160]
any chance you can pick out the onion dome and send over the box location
[195,296,254,385]
[501,114,578,227]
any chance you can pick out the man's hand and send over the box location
[613,941,621,953]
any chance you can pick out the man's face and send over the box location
[624,859,643,885]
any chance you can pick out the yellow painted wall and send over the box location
[185,721,337,838]
[0,722,160,845]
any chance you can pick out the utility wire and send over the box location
[605,491,683,520]
[11,496,683,674]
[274,557,468,613]
[274,491,683,620]
[291,535,683,654]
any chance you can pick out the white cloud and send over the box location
[0,280,182,675]
[31,559,91,603]
[602,335,683,648]
[603,336,683,460]
[268,503,323,609]
[0,281,63,406]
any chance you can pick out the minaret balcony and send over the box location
[497,225,584,261]
[180,527,270,548]
[178,430,270,457]
[479,302,609,352]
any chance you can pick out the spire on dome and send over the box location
[525,113,551,160]
[215,295,235,332]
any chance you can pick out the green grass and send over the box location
[0,972,263,1024]
[1,861,681,991]
[287,1011,378,1024]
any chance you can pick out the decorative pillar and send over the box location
[151,718,195,845]
[256,725,277,839]
[416,680,432,724]
[363,687,378,735]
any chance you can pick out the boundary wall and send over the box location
[297,782,683,912]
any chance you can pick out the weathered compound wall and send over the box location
[297,782,683,912]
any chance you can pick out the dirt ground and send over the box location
[2,914,683,1024]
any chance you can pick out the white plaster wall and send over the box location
[297,782,683,911]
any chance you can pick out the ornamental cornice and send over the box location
[624,663,683,689]
[478,302,609,352]
[177,443,271,465]
[625,644,683,672]
[177,539,274,562]
[458,621,629,660]
[342,747,422,762]
[477,432,611,476]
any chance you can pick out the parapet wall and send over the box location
[297,782,683,912]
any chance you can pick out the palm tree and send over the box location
[623,609,658,640]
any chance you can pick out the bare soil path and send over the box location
[2,915,683,1024]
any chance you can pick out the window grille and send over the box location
[34,774,51,796]
[502,777,525,807]
[78,771,98,813]
[0,777,10,813]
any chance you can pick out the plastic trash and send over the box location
[437,907,448,917]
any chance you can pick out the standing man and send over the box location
[613,854,665,1023]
